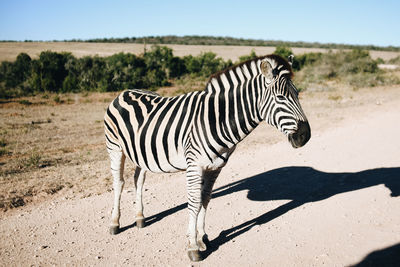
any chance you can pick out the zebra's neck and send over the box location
[197,61,265,147]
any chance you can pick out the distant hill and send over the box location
[60,35,400,52]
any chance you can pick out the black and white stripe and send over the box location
[104,54,310,261]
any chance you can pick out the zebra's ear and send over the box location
[288,55,294,66]
[260,60,274,83]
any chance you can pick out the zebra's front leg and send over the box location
[197,169,221,251]
[133,167,146,228]
[108,150,125,235]
[186,164,204,261]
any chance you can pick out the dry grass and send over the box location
[1,42,399,62]
[0,92,118,210]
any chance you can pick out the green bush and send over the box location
[274,46,293,60]
[62,74,79,92]
[184,52,232,77]
[144,46,173,73]
[169,56,187,78]
[77,56,106,91]
[292,52,323,71]
[294,49,398,90]
[105,52,147,90]
[311,49,378,79]
[30,51,71,92]
[183,55,202,74]
[143,68,168,89]
[62,56,80,92]
[0,53,33,97]
[0,53,32,89]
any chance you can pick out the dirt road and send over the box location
[1,91,400,266]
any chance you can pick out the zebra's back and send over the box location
[104,89,202,173]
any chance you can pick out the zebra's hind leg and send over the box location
[108,149,126,235]
[186,164,204,261]
[197,169,221,251]
[133,167,146,228]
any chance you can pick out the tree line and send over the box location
[4,35,398,52]
[1,45,396,98]
[0,46,232,98]
[55,35,400,52]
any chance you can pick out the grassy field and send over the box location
[1,42,400,62]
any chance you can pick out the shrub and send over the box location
[144,45,173,78]
[292,52,323,71]
[14,53,32,83]
[0,53,32,89]
[29,51,71,93]
[103,52,147,91]
[184,52,232,77]
[77,56,106,91]
[62,74,79,92]
[0,53,33,97]
[62,56,80,92]
[169,56,187,78]
[294,49,398,90]
[274,46,293,60]
[183,55,202,74]
[143,68,168,89]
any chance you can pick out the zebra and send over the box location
[103,54,311,261]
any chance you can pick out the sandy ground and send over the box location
[1,42,399,62]
[0,86,399,266]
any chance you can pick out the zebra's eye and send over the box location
[272,68,279,77]
[276,95,286,101]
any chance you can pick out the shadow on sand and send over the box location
[202,166,400,259]
[349,242,400,267]
[121,166,400,261]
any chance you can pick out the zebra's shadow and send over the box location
[121,166,400,258]
[202,166,400,259]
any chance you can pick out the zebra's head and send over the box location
[259,55,311,148]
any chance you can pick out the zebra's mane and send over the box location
[206,54,293,88]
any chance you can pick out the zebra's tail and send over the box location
[104,106,122,153]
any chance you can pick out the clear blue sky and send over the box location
[1,0,399,47]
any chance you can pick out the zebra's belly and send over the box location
[154,153,187,173]
[128,146,187,173]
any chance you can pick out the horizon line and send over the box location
[1,35,399,50]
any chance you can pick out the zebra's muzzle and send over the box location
[288,121,311,148]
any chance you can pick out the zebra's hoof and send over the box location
[198,235,209,251]
[187,249,202,262]
[136,218,145,228]
[109,225,120,235]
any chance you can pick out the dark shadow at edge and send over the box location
[349,243,400,267]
